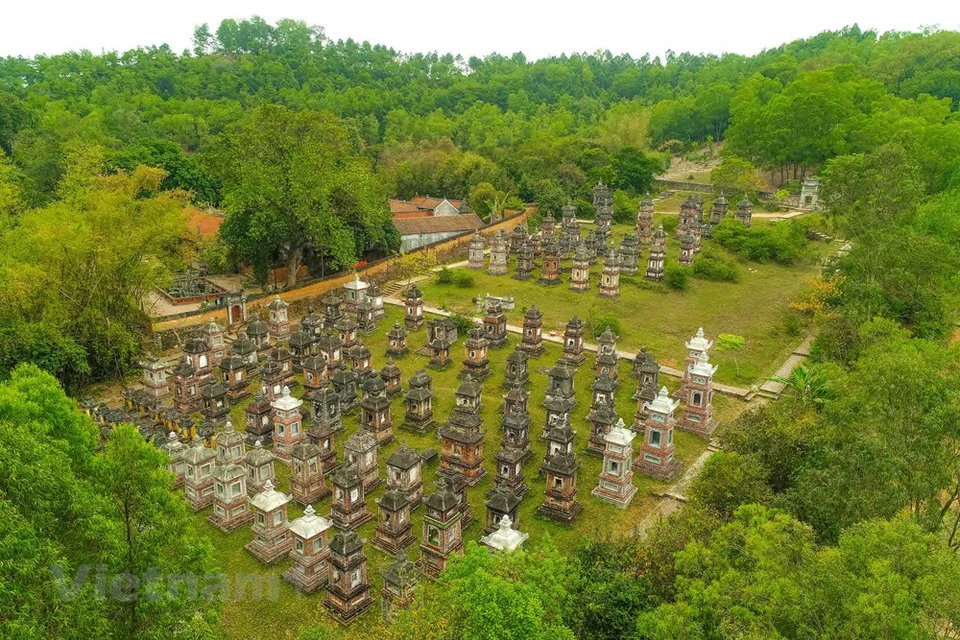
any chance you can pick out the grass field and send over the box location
[418,221,833,387]
[187,304,746,639]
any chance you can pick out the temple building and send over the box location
[208,457,253,532]
[345,340,373,379]
[484,487,521,535]
[594,328,620,381]
[334,313,358,350]
[386,322,409,358]
[483,298,508,348]
[386,443,424,510]
[438,375,486,486]
[283,505,333,595]
[494,408,530,499]
[514,237,534,280]
[344,430,380,491]
[500,381,529,416]
[267,296,291,341]
[543,360,577,429]
[330,363,360,414]
[487,230,509,276]
[561,315,586,367]
[200,381,230,429]
[519,305,545,356]
[246,315,271,357]
[218,354,250,403]
[504,346,530,389]
[460,324,491,381]
[426,317,458,368]
[380,359,403,396]
[330,462,373,530]
[301,353,328,395]
[403,369,435,434]
[420,478,464,578]
[324,530,373,624]
[677,327,713,400]
[736,196,753,227]
[342,273,370,315]
[539,236,561,285]
[141,355,169,398]
[481,515,528,553]
[569,243,591,292]
[229,331,259,375]
[287,327,315,372]
[468,231,486,270]
[373,489,415,555]
[591,420,638,508]
[618,233,640,276]
[356,298,378,335]
[677,352,718,438]
[679,230,695,266]
[634,387,682,481]
[645,224,666,281]
[289,441,330,504]
[538,452,581,523]
[709,192,728,227]
[540,416,576,474]
[509,223,527,254]
[381,551,420,619]
[215,420,245,465]
[164,433,186,487]
[268,343,296,388]
[182,441,216,511]
[315,328,344,369]
[586,375,619,457]
[246,480,293,564]
[271,386,304,462]
[599,249,621,298]
[404,284,425,330]
[306,387,340,475]
[359,374,394,447]
[300,305,325,339]
[244,439,276,495]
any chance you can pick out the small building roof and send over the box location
[685,327,714,352]
[689,351,718,377]
[250,480,290,512]
[329,529,364,556]
[480,515,528,552]
[379,488,409,511]
[267,295,288,310]
[387,442,422,470]
[271,386,303,412]
[289,504,333,539]
[648,386,680,416]
[606,422,636,447]
[392,213,484,237]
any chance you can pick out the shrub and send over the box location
[592,315,622,338]
[692,250,739,282]
[452,271,475,288]
[664,265,690,290]
[448,312,476,337]
[435,267,453,285]
[661,216,679,234]
[716,333,745,351]
[711,219,808,265]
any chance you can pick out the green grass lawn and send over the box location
[187,304,744,639]
[418,221,832,387]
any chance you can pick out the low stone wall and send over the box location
[654,179,775,200]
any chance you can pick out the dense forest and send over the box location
[1,18,959,640]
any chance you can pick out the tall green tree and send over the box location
[217,105,397,286]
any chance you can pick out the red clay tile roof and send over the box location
[389,199,423,214]
[393,213,484,236]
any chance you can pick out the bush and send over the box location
[453,271,475,288]
[664,264,690,290]
[711,219,808,265]
[592,315,622,338]
[435,267,454,285]
[448,312,476,337]
[692,250,739,282]
[716,333,745,351]
[661,216,679,234]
